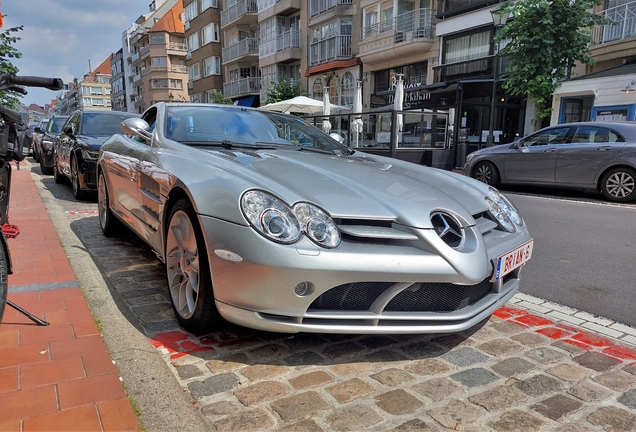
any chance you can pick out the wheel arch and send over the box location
[596,164,636,192]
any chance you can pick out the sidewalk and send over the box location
[0,162,140,431]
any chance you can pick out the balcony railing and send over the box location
[221,0,258,27]
[593,0,636,44]
[222,38,259,63]
[436,0,495,18]
[309,34,351,66]
[167,42,187,52]
[132,52,140,63]
[133,73,142,83]
[309,0,352,17]
[223,77,260,98]
[361,8,433,41]
[169,65,188,74]
[257,0,276,12]
[140,45,150,57]
[259,30,301,59]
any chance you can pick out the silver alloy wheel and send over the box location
[97,174,108,230]
[166,209,200,320]
[475,164,492,184]
[605,171,635,199]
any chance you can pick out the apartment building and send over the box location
[551,0,636,124]
[58,55,114,115]
[184,0,223,103]
[111,49,126,111]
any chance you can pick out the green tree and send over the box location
[207,89,232,105]
[496,0,608,122]
[0,22,23,110]
[265,77,304,104]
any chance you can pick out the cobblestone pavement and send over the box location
[42,172,636,431]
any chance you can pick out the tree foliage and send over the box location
[0,22,23,110]
[496,0,607,121]
[265,77,305,104]
[207,89,232,105]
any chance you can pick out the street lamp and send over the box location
[485,7,509,147]
[168,93,174,103]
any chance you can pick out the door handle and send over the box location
[543,148,557,153]
[596,146,611,151]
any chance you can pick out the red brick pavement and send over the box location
[0,164,140,431]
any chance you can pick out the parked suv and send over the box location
[36,115,68,174]
[53,110,138,199]
[32,118,49,162]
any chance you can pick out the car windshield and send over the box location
[81,112,136,136]
[165,106,349,155]
[49,117,68,133]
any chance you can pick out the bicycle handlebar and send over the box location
[0,74,63,92]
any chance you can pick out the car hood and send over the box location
[202,149,491,229]
[78,135,111,150]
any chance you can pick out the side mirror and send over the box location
[34,127,42,134]
[62,124,74,137]
[121,118,152,141]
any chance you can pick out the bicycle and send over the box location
[0,73,63,325]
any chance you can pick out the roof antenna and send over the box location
[88,59,92,73]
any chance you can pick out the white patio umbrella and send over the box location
[260,95,349,115]
[394,75,404,132]
[322,90,331,133]
[351,81,364,148]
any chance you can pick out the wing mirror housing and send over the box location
[62,124,74,138]
[121,118,152,141]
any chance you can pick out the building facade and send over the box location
[111,49,127,111]
[58,55,114,115]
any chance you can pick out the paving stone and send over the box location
[329,361,375,377]
[524,347,565,364]
[624,363,636,376]
[618,388,636,410]
[593,370,636,391]
[477,339,523,357]
[375,389,423,415]
[532,394,583,420]
[187,372,240,399]
[175,364,204,380]
[441,347,490,367]
[587,406,636,431]
[248,344,289,361]
[552,340,587,355]
[325,378,375,404]
[511,332,549,347]
[553,424,593,432]
[324,404,383,431]
[283,335,328,350]
[233,380,290,406]
[411,377,461,402]
[289,371,334,390]
[205,353,251,374]
[461,325,502,343]
[514,374,564,397]
[271,391,330,422]
[322,342,366,360]
[277,419,324,432]
[357,336,396,349]
[490,319,525,335]
[568,380,612,402]
[240,363,290,381]
[546,364,592,382]
[401,341,446,358]
[450,367,499,388]
[370,368,414,387]
[365,350,408,364]
[431,334,474,349]
[488,409,544,432]
[390,418,438,431]
[491,357,536,378]
[213,407,275,432]
[283,351,326,366]
[404,358,452,376]
[427,399,482,429]
[573,351,621,372]
[201,400,243,417]
[468,385,528,411]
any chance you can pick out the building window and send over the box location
[260,17,276,43]
[150,34,166,44]
[185,1,198,21]
[313,78,323,100]
[203,56,221,76]
[151,79,169,88]
[202,23,219,45]
[444,29,491,65]
[340,72,354,107]
[201,0,217,10]
[190,93,202,103]
[170,79,183,89]
[188,63,201,81]
[151,57,167,67]
[187,33,200,52]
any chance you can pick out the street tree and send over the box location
[496,0,608,122]
[207,89,232,105]
[0,21,23,110]
[265,77,304,104]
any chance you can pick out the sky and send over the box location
[2,0,156,107]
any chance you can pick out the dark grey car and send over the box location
[463,122,636,202]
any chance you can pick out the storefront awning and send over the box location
[233,95,257,107]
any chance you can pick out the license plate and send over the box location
[493,239,534,281]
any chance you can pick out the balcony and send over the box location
[140,45,150,61]
[131,52,141,63]
[309,35,352,66]
[436,0,498,19]
[167,42,187,53]
[169,65,188,74]
[257,0,302,19]
[593,1,636,44]
[221,0,258,28]
[222,38,259,64]
[309,0,352,17]
[133,73,143,83]
[223,77,260,98]
[259,30,301,62]
[359,8,434,66]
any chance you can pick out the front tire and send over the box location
[40,158,53,175]
[71,156,88,200]
[0,241,7,323]
[165,200,221,333]
[53,157,67,184]
[98,171,124,237]
[472,161,500,187]
[601,167,636,202]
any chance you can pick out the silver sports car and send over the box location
[98,102,533,334]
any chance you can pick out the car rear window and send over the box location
[81,113,136,136]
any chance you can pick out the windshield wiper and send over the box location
[296,146,336,155]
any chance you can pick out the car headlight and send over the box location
[294,202,340,248]
[42,139,53,149]
[81,149,100,160]
[485,188,523,232]
[241,191,301,244]
[466,153,475,163]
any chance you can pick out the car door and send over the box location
[555,125,626,186]
[55,112,80,176]
[503,126,573,183]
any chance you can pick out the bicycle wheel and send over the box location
[0,241,8,323]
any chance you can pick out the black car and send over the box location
[54,110,138,199]
[36,115,68,174]
[32,118,49,162]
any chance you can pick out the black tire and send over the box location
[0,241,8,324]
[601,167,636,203]
[472,161,500,187]
[33,147,40,163]
[98,171,124,237]
[40,158,53,175]
[0,165,10,224]
[165,199,221,333]
[53,158,67,184]
[71,156,88,200]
